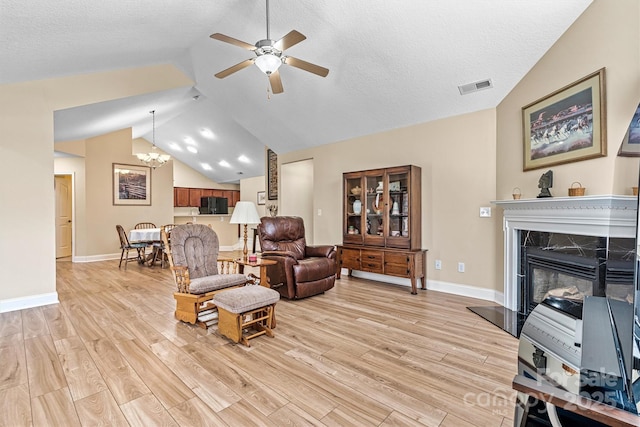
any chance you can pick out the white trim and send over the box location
[0,292,59,313]
[427,279,504,304]
[73,253,121,263]
[341,268,502,303]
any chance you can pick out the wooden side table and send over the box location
[236,258,278,288]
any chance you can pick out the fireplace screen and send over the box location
[519,232,634,315]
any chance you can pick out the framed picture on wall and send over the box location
[618,102,640,157]
[522,68,606,171]
[112,163,151,205]
[267,148,278,200]
[257,191,266,205]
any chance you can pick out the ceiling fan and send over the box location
[210,0,329,94]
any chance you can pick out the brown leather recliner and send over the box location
[258,216,336,299]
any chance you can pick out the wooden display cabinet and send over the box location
[338,165,427,294]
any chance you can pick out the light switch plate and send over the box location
[479,207,491,217]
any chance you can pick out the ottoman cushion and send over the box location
[214,286,280,314]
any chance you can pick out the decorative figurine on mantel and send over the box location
[537,170,553,198]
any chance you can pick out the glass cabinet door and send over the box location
[364,172,385,246]
[386,169,410,247]
[344,175,364,244]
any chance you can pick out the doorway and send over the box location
[281,159,314,244]
[54,174,73,259]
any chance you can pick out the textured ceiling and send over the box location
[1,0,593,183]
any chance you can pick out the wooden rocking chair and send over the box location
[162,224,252,328]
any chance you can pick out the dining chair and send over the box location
[116,225,148,270]
[134,222,156,229]
[151,224,176,268]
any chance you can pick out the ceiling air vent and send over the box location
[458,78,493,95]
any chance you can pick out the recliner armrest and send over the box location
[305,245,335,258]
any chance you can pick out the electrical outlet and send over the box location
[435,260,442,270]
[317,208,322,216]
[479,207,492,217]
[458,262,465,273]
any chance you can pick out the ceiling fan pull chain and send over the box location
[267,82,271,100]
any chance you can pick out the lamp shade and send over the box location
[230,201,261,225]
[255,54,282,75]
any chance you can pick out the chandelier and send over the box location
[136,110,170,169]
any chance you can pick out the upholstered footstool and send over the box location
[213,285,280,346]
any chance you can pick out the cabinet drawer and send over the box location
[361,260,383,273]
[341,248,361,270]
[361,250,382,263]
[360,250,383,273]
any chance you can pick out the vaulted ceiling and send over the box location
[1,0,593,183]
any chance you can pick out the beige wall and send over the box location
[497,0,640,200]
[280,108,499,295]
[240,175,267,218]
[54,129,175,260]
[0,64,192,310]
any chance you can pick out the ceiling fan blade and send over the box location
[273,30,306,51]
[284,56,329,77]
[269,70,284,94]
[215,59,255,79]
[210,33,257,51]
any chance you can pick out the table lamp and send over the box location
[230,201,261,260]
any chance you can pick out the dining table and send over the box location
[128,228,163,266]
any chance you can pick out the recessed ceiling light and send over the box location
[200,128,215,139]
[238,155,250,163]
[184,136,196,145]
[187,146,198,154]
[201,163,212,170]
[168,142,182,151]
[219,160,231,168]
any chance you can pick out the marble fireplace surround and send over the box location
[493,195,637,312]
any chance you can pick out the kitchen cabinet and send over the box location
[173,187,240,208]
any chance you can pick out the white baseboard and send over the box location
[426,279,504,305]
[0,292,59,313]
[73,253,120,263]
[341,268,503,304]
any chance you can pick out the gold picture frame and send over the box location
[522,68,606,171]
[112,163,151,205]
[618,102,640,157]
[267,148,278,200]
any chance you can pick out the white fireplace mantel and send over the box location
[493,195,637,311]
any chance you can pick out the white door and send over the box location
[55,175,72,258]
[281,159,314,244]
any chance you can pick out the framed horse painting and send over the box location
[522,68,606,171]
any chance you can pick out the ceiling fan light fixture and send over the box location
[255,53,282,75]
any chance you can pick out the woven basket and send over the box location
[568,182,585,196]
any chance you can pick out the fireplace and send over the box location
[519,231,634,316]
[495,196,637,315]
[467,196,637,337]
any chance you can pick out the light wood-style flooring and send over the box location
[0,257,518,426]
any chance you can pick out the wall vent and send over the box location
[458,78,493,95]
